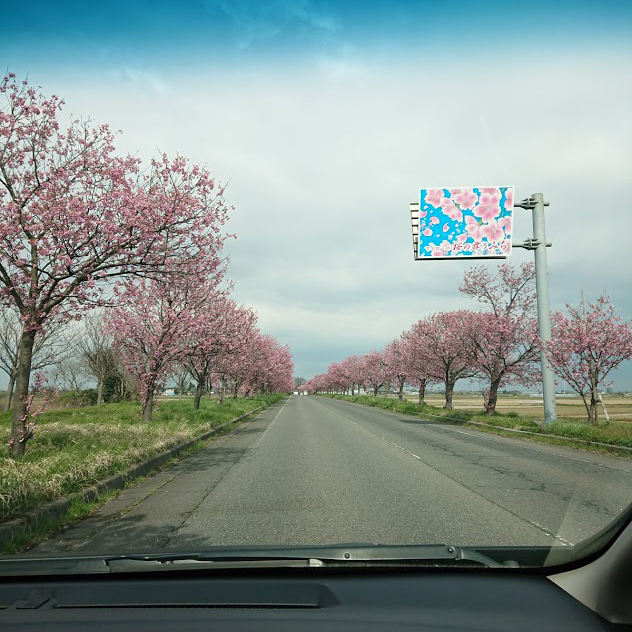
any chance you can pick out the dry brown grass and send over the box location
[403,394,632,422]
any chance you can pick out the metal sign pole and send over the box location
[514,193,558,426]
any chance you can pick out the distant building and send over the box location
[163,388,176,396]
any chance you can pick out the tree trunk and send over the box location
[4,370,16,412]
[96,375,105,406]
[444,377,455,410]
[398,378,404,400]
[418,378,426,405]
[218,376,225,405]
[485,376,502,415]
[194,377,204,410]
[373,385,379,396]
[9,330,37,458]
[351,384,355,396]
[142,389,154,422]
[589,370,599,425]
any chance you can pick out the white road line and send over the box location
[379,429,573,546]
[429,424,632,474]
[251,396,291,447]
[315,399,576,545]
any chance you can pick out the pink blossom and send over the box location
[443,224,450,232]
[441,201,463,222]
[457,233,468,243]
[546,294,632,423]
[480,187,501,203]
[419,211,427,218]
[431,250,445,257]
[422,228,433,236]
[480,220,504,242]
[473,193,501,221]
[465,216,482,241]
[452,188,478,210]
[504,188,513,209]
[429,216,440,226]
[425,188,444,207]
[498,216,512,232]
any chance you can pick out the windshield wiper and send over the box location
[110,544,510,569]
[0,544,514,575]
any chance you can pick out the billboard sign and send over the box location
[417,186,513,259]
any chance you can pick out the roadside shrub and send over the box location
[56,389,99,408]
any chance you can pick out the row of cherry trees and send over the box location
[0,74,293,456]
[302,263,632,423]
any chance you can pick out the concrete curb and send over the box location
[0,403,270,548]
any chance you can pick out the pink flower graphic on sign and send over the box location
[480,220,504,242]
[425,189,444,207]
[441,201,463,222]
[473,193,501,221]
[419,186,512,258]
[453,188,478,210]
[465,216,482,241]
[498,216,511,232]
[480,187,501,203]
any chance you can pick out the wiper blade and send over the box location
[107,544,511,570]
[0,544,515,576]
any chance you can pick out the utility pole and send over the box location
[513,193,557,425]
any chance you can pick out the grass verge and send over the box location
[0,395,284,526]
[0,421,250,556]
[319,394,632,456]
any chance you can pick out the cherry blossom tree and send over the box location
[0,74,230,455]
[459,262,536,318]
[361,349,392,396]
[466,311,539,414]
[105,277,216,421]
[546,294,632,424]
[228,332,293,397]
[326,356,364,395]
[416,311,479,409]
[384,338,408,400]
[184,298,256,408]
[459,262,538,413]
[400,324,435,405]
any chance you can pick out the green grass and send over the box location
[319,394,632,452]
[0,394,284,524]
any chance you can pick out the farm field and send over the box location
[400,394,632,422]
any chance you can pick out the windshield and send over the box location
[0,0,631,573]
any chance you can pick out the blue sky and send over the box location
[2,0,632,390]
[4,0,632,67]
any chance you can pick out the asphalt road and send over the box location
[31,396,632,554]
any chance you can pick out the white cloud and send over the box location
[40,49,632,384]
